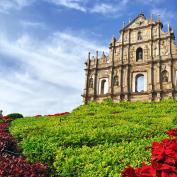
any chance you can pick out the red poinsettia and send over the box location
[121,166,137,177]
[122,128,177,177]
[167,129,177,138]
[135,163,156,176]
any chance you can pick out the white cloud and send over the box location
[44,0,130,16]
[0,31,107,116]
[136,0,165,4]
[90,3,116,14]
[0,0,34,13]
[0,0,130,16]
[20,21,46,29]
[46,0,87,12]
[90,0,128,15]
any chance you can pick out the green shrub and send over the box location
[10,99,177,176]
[7,113,23,119]
[172,116,177,125]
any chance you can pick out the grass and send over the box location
[10,99,177,176]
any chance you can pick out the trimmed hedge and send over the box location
[10,99,177,176]
[6,113,23,119]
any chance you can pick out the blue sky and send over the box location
[0,0,177,116]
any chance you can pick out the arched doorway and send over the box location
[135,74,144,92]
[101,79,106,94]
[99,78,108,95]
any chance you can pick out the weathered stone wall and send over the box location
[82,13,177,103]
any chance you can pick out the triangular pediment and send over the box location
[122,13,148,30]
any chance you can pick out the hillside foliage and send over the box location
[0,120,48,176]
[10,99,177,176]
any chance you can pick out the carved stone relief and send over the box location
[161,40,169,55]
[144,45,150,59]
[130,47,135,60]
[123,48,128,60]
[115,48,121,60]
[153,42,158,57]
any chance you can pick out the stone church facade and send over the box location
[82,13,177,103]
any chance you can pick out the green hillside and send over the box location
[10,99,177,176]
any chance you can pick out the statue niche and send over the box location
[161,70,169,82]
[137,31,142,40]
[113,75,119,86]
[136,47,143,61]
[89,78,94,88]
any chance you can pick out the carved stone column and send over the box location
[85,52,91,104]
[120,31,124,100]
[158,23,162,100]
[94,51,99,100]
[127,29,131,101]
[111,37,116,99]
[149,25,154,100]
[169,35,175,98]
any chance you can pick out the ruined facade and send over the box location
[82,13,177,103]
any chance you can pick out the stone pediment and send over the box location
[122,13,149,31]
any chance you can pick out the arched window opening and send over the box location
[137,31,142,40]
[113,76,119,86]
[136,47,143,61]
[162,70,168,82]
[89,78,93,88]
[135,74,144,92]
[101,79,106,95]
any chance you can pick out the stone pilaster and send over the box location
[85,52,91,104]
[120,31,124,100]
[111,37,116,98]
[94,51,99,100]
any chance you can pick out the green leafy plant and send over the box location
[9,99,177,176]
[6,113,23,119]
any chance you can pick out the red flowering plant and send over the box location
[1,116,13,122]
[0,153,49,176]
[44,112,70,117]
[34,114,42,117]
[0,115,49,175]
[167,129,177,138]
[122,128,177,177]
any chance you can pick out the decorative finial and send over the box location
[140,10,144,15]
[168,23,170,31]
[112,35,116,42]
[96,51,98,59]
[88,52,90,60]
[129,18,131,23]
[168,23,173,32]
[157,14,160,22]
